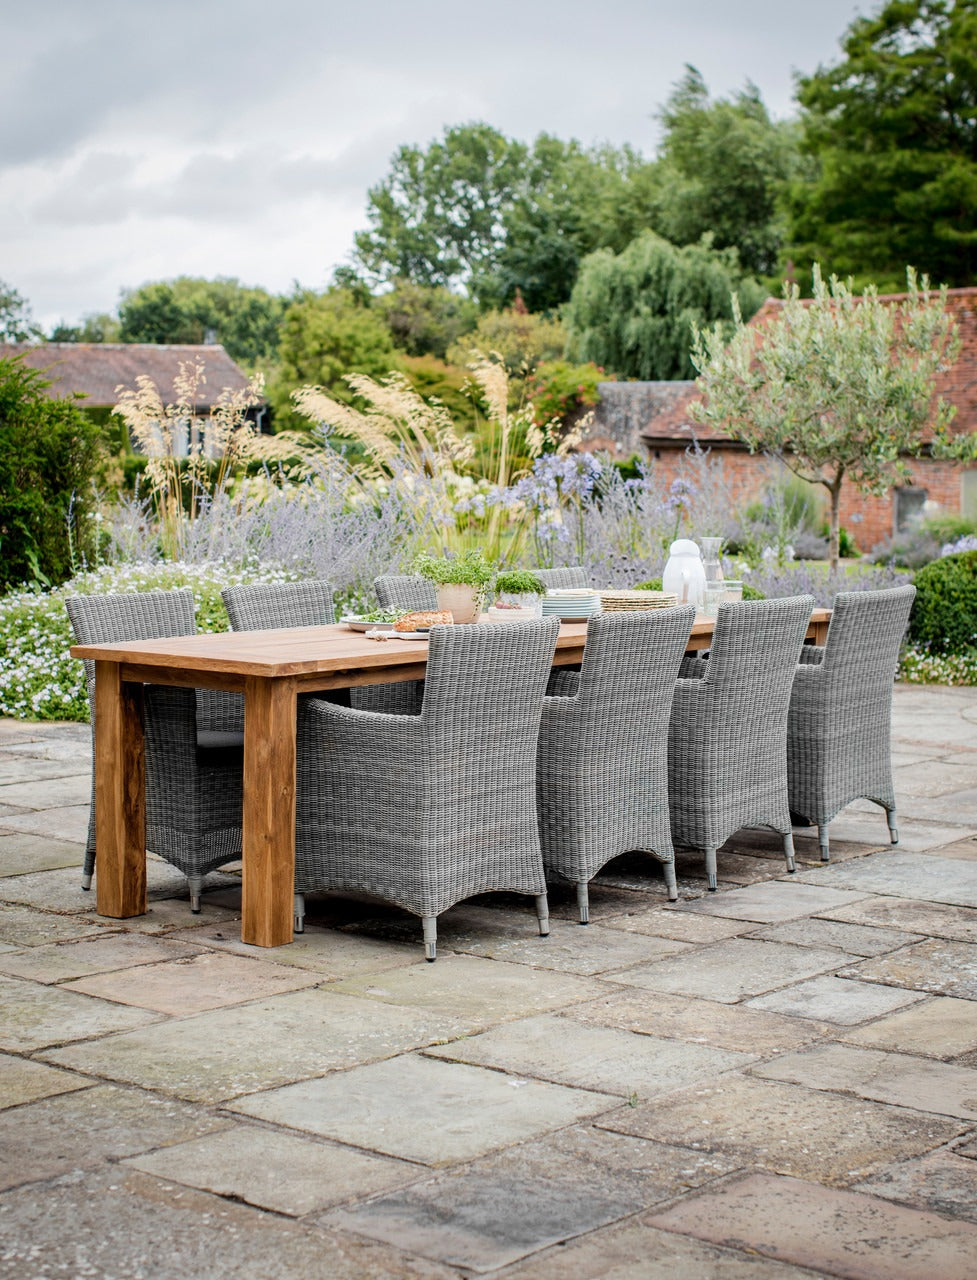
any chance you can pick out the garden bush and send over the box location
[908,550,977,654]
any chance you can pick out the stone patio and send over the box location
[1,683,976,1279]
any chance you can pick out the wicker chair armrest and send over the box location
[546,669,580,699]
[299,696,422,756]
[798,645,825,666]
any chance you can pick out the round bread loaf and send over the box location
[393,610,453,632]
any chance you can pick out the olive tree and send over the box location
[689,266,968,568]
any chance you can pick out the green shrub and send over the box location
[525,360,604,431]
[909,551,977,654]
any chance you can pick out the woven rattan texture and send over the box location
[294,619,559,924]
[374,575,439,612]
[787,584,916,833]
[534,566,590,589]
[537,607,695,890]
[668,596,814,865]
[65,590,243,883]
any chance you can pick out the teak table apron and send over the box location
[71,611,831,947]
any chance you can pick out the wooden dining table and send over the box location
[70,607,831,948]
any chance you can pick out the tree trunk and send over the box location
[827,472,844,572]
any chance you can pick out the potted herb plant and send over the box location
[488,570,546,621]
[413,550,497,624]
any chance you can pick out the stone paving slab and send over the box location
[746,916,922,956]
[40,987,480,1103]
[932,836,977,861]
[424,1012,752,1099]
[496,1216,828,1279]
[230,1053,615,1166]
[600,908,753,943]
[126,1124,416,1217]
[841,996,977,1058]
[838,938,977,999]
[599,1076,965,1185]
[854,1150,977,1224]
[796,850,977,904]
[0,802,90,842]
[328,952,606,1024]
[0,829,83,876]
[820,813,969,851]
[0,1084,230,1192]
[169,921,422,978]
[890,758,977,797]
[606,938,856,1004]
[0,972,162,1052]
[0,1167,454,1280]
[0,772,91,809]
[320,1128,738,1274]
[62,948,321,1014]
[566,989,833,1054]
[672,881,870,923]
[404,906,694,974]
[0,754,89,784]
[76,892,244,936]
[819,895,977,942]
[753,1042,977,1120]
[646,1171,977,1280]
[0,861,226,913]
[0,931,204,984]
[955,1132,977,1158]
[746,975,925,1024]
[875,786,977,826]
[0,901,111,947]
[0,1051,92,1109]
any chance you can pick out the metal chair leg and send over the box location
[705,846,718,891]
[663,858,679,902]
[576,882,589,924]
[535,894,550,936]
[422,915,437,962]
[187,874,204,913]
[293,893,305,934]
[887,808,899,845]
[783,830,796,873]
[818,823,830,862]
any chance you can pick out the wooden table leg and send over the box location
[94,661,147,918]
[242,676,297,947]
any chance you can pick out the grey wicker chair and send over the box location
[221,579,417,715]
[66,589,243,911]
[535,566,590,589]
[537,606,696,921]
[668,595,815,891]
[293,618,560,959]
[222,579,336,630]
[788,583,916,862]
[374,574,438,612]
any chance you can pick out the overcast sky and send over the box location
[3,0,868,331]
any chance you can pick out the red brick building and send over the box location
[584,288,977,551]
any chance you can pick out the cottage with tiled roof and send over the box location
[583,287,977,551]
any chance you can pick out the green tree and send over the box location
[270,288,400,427]
[445,301,566,375]
[118,277,285,365]
[564,232,764,380]
[652,67,801,278]
[375,279,478,359]
[0,357,102,588]
[788,0,977,289]
[354,123,527,303]
[689,267,968,568]
[49,313,121,343]
[0,281,42,343]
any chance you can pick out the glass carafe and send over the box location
[699,537,724,585]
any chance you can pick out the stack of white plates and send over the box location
[540,588,602,621]
[599,590,678,612]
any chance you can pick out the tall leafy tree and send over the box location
[689,267,968,568]
[788,0,977,288]
[652,67,801,278]
[118,277,285,365]
[0,280,42,343]
[564,232,764,380]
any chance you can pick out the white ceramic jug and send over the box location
[662,538,706,610]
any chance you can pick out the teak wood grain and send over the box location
[71,609,831,947]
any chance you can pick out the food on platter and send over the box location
[393,610,453,632]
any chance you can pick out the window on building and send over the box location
[894,487,928,532]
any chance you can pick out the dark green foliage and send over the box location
[525,360,604,430]
[0,357,102,589]
[376,280,478,359]
[565,233,765,380]
[0,280,42,343]
[653,67,801,277]
[118,277,285,365]
[788,0,977,289]
[398,355,478,428]
[910,550,977,652]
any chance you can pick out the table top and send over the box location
[70,609,831,680]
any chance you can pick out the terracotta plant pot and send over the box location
[435,583,483,624]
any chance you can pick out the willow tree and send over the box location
[689,267,967,568]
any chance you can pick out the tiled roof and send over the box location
[638,286,977,447]
[0,343,257,409]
